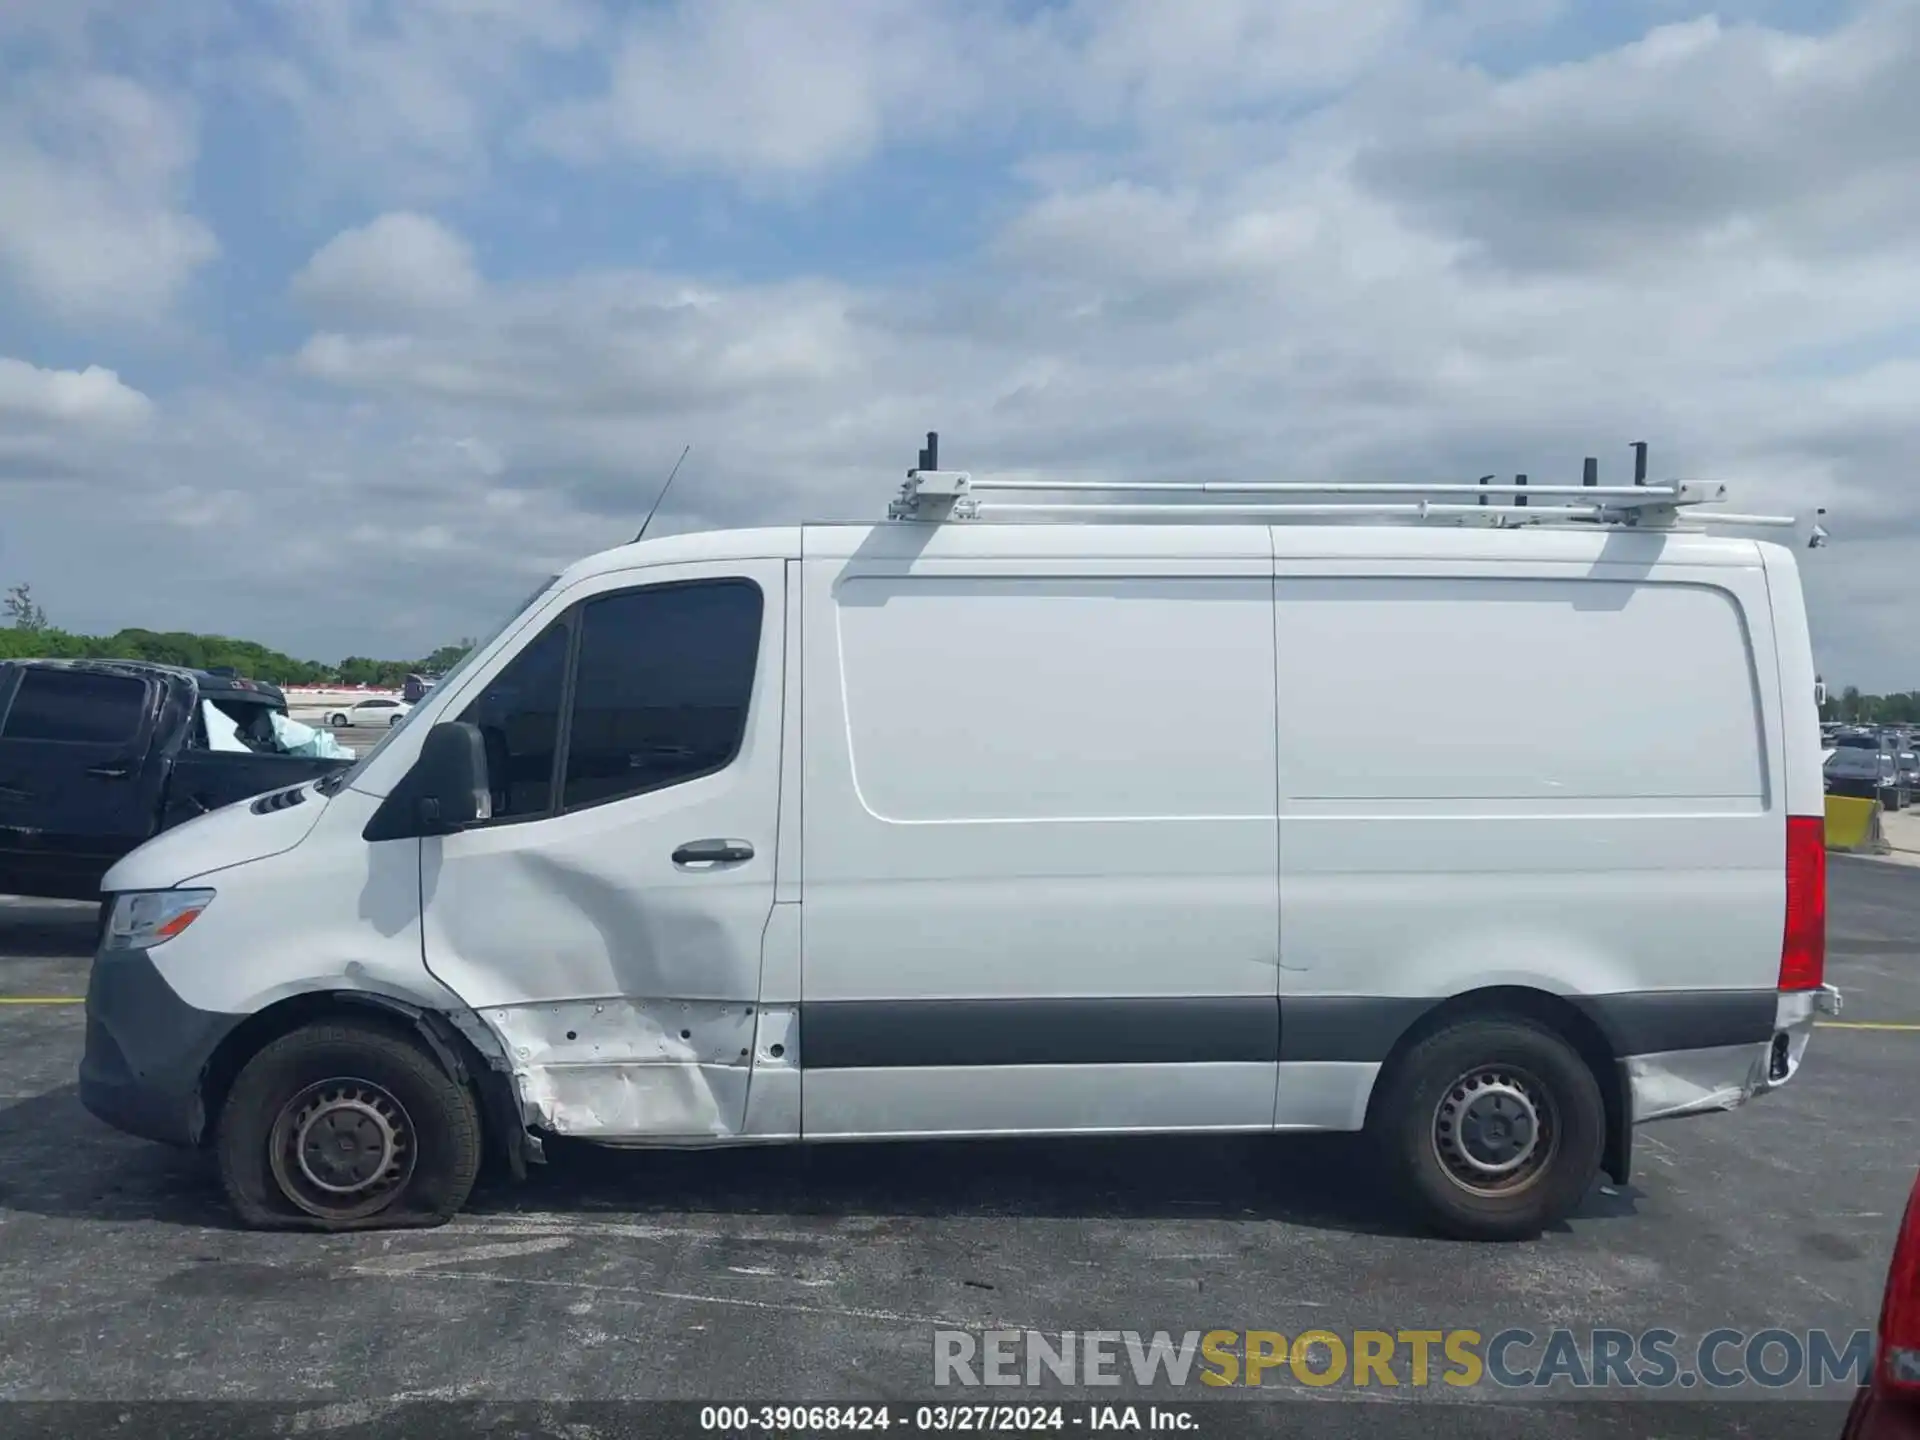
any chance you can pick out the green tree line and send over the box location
[1823,687,1920,726]
[2,583,470,688]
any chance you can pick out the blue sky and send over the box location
[0,0,1915,688]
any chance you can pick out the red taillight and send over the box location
[1878,1173,1920,1393]
[1780,814,1826,992]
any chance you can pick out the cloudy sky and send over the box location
[0,0,1912,687]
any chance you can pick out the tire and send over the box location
[215,1019,482,1232]
[1370,1016,1604,1242]
[390,714,403,727]
[328,712,348,728]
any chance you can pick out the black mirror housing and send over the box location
[362,721,492,842]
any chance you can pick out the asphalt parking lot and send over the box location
[0,859,1915,1424]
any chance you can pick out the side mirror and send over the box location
[362,722,492,842]
[412,721,493,831]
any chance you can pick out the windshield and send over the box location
[317,574,560,794]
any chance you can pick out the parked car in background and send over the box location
[1840,1164,1919,1437]
[1899,750,1920,799]
[1826,748,1903,810]
[402,672,441,703]
[326,696,411,728]
[0,659,353,901]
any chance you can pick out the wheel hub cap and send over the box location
[1432,1067,1556,1195]
[296,1096,400,1193]
[1458,1090,1536,1169]
[269,1079,416,1220]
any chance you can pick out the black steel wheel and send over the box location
[267,1077,418,1222]
[1371,1016,1604,1241]
[217,1019,481,1232]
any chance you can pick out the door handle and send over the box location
[86,763,133,780]
[672,838,754,866]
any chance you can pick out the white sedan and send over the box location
[325,697,412,728]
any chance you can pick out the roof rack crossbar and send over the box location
[977,502,1671,519]
[949,479,1690,499]
[885,438,1804,532]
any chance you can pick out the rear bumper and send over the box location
[1625,985,1840,1124]
[78,944,243,1148]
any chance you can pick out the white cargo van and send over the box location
[79,463,1839,1239]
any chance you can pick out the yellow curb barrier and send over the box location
[1826,794,1890,854]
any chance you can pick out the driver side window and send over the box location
[456,621,568,820]
[451,577,763,826]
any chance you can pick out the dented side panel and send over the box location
[417,556,789,1141]
[490,997,760,1137]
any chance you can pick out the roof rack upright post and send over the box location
[1515,473,1527,508]
[1583,457,1598,487]
[1632,442,1648,485]
[1478,475,1492,507]
[889,429,975,520]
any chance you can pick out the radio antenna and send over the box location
[634,444,691,543]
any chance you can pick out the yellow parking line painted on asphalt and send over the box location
[0,997,82,1005]
[1819,1020,1920,1032]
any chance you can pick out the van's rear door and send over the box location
[0,665,167,899]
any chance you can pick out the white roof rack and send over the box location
[885,434,1806,533]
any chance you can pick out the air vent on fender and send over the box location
[249,787,307,815]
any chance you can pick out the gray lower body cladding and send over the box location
[797,992,1782,1069]
[77,960,1796,1160]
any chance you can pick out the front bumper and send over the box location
[79,944,244,1148]
[1626,984,1841,1124]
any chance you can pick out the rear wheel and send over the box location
[216,1019,481,1231]
[1371,1016,1604,1241]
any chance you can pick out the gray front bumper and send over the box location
[79,945,244,1148]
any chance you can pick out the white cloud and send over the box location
[241,0,602,203]
[292,212,482,319]
[1057,0,1423,119]
[1353,0,1920,272]
[0,72,218,321]
[524,0,1430,182]
[525,0,987,179]
[0,358,153,427]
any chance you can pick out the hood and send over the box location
[102,783,332,894]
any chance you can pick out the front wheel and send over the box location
[328,712,348,727]
[1370,1016,1604,1241]
[216,1019,482,1231]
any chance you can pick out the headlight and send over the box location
[104,889,215,951]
